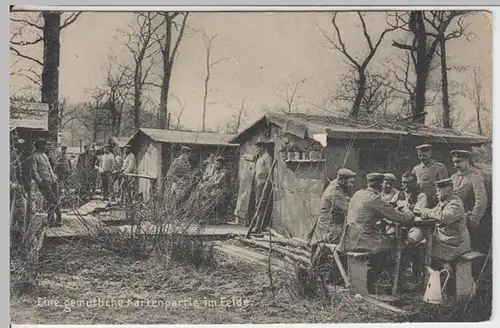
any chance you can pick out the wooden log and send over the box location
[254,235,311,251]
[249,236,311,257]
[269,228,286,239]
[236,237,311,265]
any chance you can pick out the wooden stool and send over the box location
[346,251,371,295]
[455,251,485,298]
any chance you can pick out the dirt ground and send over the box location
[10,240,491,324]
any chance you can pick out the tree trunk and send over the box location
[350,68,366,117]
[439,35,452,129]
[159,15,172,130]
[202,55,210,132]
[133,82,141,129]
[413,11,427,124]
[42,12,61,143]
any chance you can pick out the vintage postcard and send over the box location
[9,7,492,324]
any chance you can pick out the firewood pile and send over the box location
[236,229,312,268]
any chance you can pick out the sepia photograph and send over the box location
[9,7,493,325]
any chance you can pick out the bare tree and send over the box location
[226,96,249,134]
[319,12,400,117]
[275,75,307,114]
[202,32,230,132]
[120,12,162,129]
[10,11,82,142]
[58,96,81,131]
[384,49,440,117]
[171,95,187,130]
[460,67,491,136]
[432,12,472,128]
[152,12,189,129]
[389,10,469,125]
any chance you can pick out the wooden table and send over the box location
[391,218,436,295]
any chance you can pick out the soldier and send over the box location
[338,172,416,292]
[32,138,62,227]
[381,173,400,203]
[415,178,471,269]
[55,145,72,195]
[450,149,488,250]
[193,156,231,225]
[311,168,356,244]
[309,168,356,285]
[166,145,193,214]
[251,137,274,233]
[120,145,137,204]
[201,153,217,182]
[412,144,448,208]
[390,171,428,280]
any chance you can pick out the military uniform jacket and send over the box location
[451,169,487,226]
[412,160,448,207]
[166,156,192,188]
[315,179,350,240]
[337,187,414,254]
[381,188,400,203]
[420,195,471,262]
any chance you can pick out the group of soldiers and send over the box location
[164,145,232,224]
[27,138,137,227]
[75,142,137,203]
[312,143,488,292]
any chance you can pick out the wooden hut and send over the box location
[125,128,239,202]
[229,112,489,239]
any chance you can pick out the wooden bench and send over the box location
[455,251,485,298]
[346,251,372,295]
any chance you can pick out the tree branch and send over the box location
[10,46,43,66]
[61,12,82,29]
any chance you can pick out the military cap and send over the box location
[383,173,397,181]
[215,156,225,163]
[435,178,453,188]
[366,172,385,181]
[34,137,46,144]
[337,168,356,179]
[415,144,432,152]
[180,145,192,152]
[451,149,472,159]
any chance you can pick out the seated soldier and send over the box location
[381,173,400,203]
[414,178,471,271]
[390,171,428,284]
[338,172,416,293]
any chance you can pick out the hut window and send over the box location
[359,148,390,170]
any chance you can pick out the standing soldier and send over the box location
[99,145,115,201]
[194,156,231,225]
[55,145,72,194]
[309,168,356,285]
[166,146,193,214]
[32,138,62,227]
[201,153,217,182]
[415,178,471,270]
[381,173,400,203]
[251,138,273,233]
[120,145,137,204]
[310,168,356,244]
[412,144,448,208]
[449,149,488,250]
